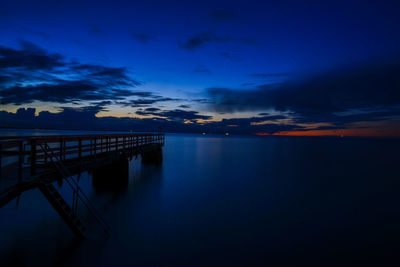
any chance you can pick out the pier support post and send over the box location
[92,157,129,191]
[30,139,37,176]
[141,146,163,165]
[0,143,2,181]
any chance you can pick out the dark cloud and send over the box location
[181,32,255,51]
[89,25,104,35]
[191,98,214,104]
[131,33,156,43]
[144,107,160,112]
[178,104,190,109]
[0,41,64,70]
[0,41,143,106]
[120,99,162,107]
[8,24,52,39]
[0,80,140,105]
[129,91,156,97]
[70,64,139,87]
[157,109,212,122]
[241,82,255,86]
[137,108,212,122]
[219,52,241,62]
[117,96,177,107]
[25,28,51,39]
[181,32,223,50]
[2,82,97,104]
[215,115,287,125]
[206,59,400,127]
[250,73,290,78]
[135,110,153,116]
[15,107,36,120]
[193,64,211,73]
[209,9,239,22]
[92,100,113,109]
[0,107,212,133]
[205,116,301,134]
[0,107,317,134]
[291,107,400,128]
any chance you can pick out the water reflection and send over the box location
[1,134,400,266]
[0,153,164,266]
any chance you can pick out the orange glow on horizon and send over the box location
[256,128,400,137]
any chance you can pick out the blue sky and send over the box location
[1,0,400,135]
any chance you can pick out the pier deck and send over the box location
[0,133,165,208]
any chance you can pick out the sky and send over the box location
[1,0,400,135]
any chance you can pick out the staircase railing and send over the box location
[38,142,111,239]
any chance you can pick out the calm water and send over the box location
[1,130,400,266]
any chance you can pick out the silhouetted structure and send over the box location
[0,133,164,239]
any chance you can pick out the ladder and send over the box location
[38,142,110,239]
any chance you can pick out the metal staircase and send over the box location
[39,183,87,238]
[38,143,110,240]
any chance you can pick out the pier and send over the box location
[0,133,165,239]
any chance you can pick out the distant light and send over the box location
[202,132,206,135]
[225,132,229,136]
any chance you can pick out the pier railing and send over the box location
[0,133,164,179]
[0,133,164,237]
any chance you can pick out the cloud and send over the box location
[15,107,36,120]
[89,25,104,35]
[206,59,400,127]
[209,9,239,22]
[214,115,287,126]
[157,109,212,122]
[143,107,161,112]
[181,32,223,50]
[250,73,290,78]
[219,52,241,62]
[131,33,156,43]
[205,115,301,134]
[0,107,299,134]
[8,24,52,39]
[191,98,214,104]
[0,80,140,105]
[193,64,211,73]
[0,41,64,70]
[241,82,255,86]
[291,107,400,128]
[0,107,207,133]
[178,104,190,109]
[117,96,178,107]
[70,64,140,87]
[129,91,156,97]
[0,41,143,106]
[1,82,97,104]
[136,108,212,122]
[180,32,255,51]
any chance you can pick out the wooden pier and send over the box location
[0,133,164,239]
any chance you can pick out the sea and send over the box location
[0,129,399,266]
